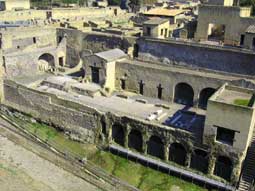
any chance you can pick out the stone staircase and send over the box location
[237,132,255,191]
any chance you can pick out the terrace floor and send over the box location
[13,74,206,142]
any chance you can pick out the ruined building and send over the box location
[0,1,255,191]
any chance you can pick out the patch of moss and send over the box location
[233,99,250,106]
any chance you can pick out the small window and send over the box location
[58,36,63,43]
[240,34,245,46]
[147,27,151,36]
[59,57,64,67]
[33,37,36,44]
[161,29,164,36]
[253,38,255,48]
[216,126,235,146]
[165,29,168,37]
[157,84,163,99]
[121,79,126,90]
[139,80,144,95]
[17,46,20,49]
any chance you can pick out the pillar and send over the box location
[124,125,131,148]
[142,133,148,155]
[108,122,113,143]
[208,155,216,176]
[164,143,169,161]
[231,159,241,185]
[185,152,192,168]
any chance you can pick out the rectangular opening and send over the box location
[120,79,126,90]
[207,23,225,42]
[102,121,107,135]
[59,57,64,67]
[58,36,63,43]
[161,29,164,36]
[139,80,144,95]
[240,34,245,46]
[33,37,36,44]
[216,126,235,146]
[147,27,151,36]
[157,84,163,99]
[253,38,255,48]
[91,66,100,84]
[165,29,168,37]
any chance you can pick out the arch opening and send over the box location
[214,156,233,181]
[169,143,187,166]
[38,53,55,72]
[147,135,164,160]
[128,129,143,152]
[174,83,194,106]
[190,149,209,173]
[198,88,216,109]
[112,124,124,146]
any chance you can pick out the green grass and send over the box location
[233,99,250,106]
[7,114,207,191]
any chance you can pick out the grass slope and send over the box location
[8,115,207,191]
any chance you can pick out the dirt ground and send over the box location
[0,135,101,191]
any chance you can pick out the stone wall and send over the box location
[2,77,244,184]
[137,38,255,76]
[116,60,232,103]
[2,79,100,143]
[1,27,66,77]
[195,5,255,45]
[57,28,136,67]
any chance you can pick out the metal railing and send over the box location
[0,110,139,191]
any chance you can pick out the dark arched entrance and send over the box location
[214,156,233,181]
[147,135,164,160]
[112,124,124,146]
[190,149,209,173]
[198,88,216,109]
[174,83,194,106]
[128,129,143,152]
[38,53,55,67]
[169,143,187,166]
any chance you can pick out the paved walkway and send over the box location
[0,127,101,191]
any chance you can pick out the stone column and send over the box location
[142,133,148,155]
[231,159,241,185]
[124,125,131,148]
[108,122,113,143]
[208,155,216,175]
[164,143,169,161]
[185,152,192,168]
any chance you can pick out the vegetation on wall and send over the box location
[6,112,207,191]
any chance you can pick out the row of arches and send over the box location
[174,83,216,109]
[111,125,233,181]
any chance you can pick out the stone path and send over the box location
[0,135,101,191]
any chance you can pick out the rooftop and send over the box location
[214,85,255,107]
[143,17,169,25]
[144,8,185,17]
[246,25,255,34]
[13,75,205,142]
[95,48,127,62]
